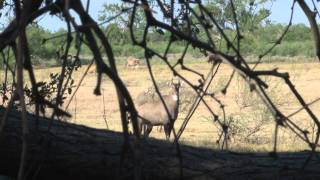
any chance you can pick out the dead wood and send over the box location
[0,107,319,180]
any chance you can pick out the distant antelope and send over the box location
[87,65,96,74]
[137,80,181,140]
[207,53,222,64]
[126,57,140,69]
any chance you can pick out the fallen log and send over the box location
[0,107,319,180]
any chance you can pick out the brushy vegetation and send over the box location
[1,22,315,69]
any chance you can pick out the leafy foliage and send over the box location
[0,1,304,66]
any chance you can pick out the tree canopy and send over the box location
[1,0,320,179]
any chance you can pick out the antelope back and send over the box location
[127,57,140,66]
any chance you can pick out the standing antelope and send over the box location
[135,87,164,132]
[126,57,140,69]
[137,80,181,140]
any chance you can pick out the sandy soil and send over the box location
[27,61,320,152]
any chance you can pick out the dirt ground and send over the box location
[30,61,320,152]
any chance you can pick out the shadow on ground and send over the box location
[0,107,319,180]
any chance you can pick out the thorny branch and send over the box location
[131,0,320,167]
[1,0,320,179]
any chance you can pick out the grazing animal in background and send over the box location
[207,53,222,64]
[137,80,181,140]
[87,65,96,74]
[126,57,140,69]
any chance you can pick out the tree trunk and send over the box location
[0,107,319,180]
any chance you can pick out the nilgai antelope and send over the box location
[126,57,140,69]
[135,87,164,132]
[207,53,222,64]
[88,65,96,74]
[137,80,181,140]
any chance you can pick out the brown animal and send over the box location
[207,53,222,64]
[126,57,140,69]
[135,87,164,132]
[137,80,181,140]
[87,65,96,74]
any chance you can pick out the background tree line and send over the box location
[22,23,314,62]
[3,0,314,67]
[1,0,320,179]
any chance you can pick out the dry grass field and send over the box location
[21,60,320,153]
